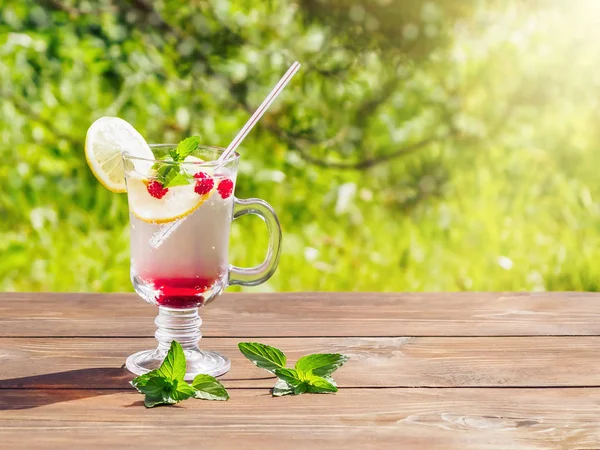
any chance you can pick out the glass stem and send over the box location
[154,307,202,352]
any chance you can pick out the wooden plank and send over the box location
[1,292,600,337]
[1,337,599,389]
[0,388,598,449]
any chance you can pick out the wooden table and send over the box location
[1,292,600,449]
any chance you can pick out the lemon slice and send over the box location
[85,117,154,193]
[127,177,214,223]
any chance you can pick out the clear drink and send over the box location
[122,144,281,378]
[130,181,235,309]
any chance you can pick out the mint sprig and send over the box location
[131,341,229,407]
[192,374,230,401]
[175,136,200,160]
[152,136,200,188]
[238,342,349,397]
[154,163,191,188]
[295,353,349,378]
[156,338,186,380]
[237,342,286,374]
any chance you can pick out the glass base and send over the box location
[125,306,230,380]
[126,348,230,380]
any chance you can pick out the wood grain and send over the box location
[2,292,600,449]
[0,388,598,450]
[1,337,599,389]
[2,292,600,337]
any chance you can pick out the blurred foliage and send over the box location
[1,0,600,292]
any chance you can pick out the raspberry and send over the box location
[217,178,234,199]
[146,180,168,199]
[194,172,214,195]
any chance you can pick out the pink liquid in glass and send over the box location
[149,276,219,308]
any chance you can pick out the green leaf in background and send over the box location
[238,342,287,374]
[175,136,200,160]
[295,354,350,378]
[5,1,600,296]
[191,374,230,401]
[157,341,187,381]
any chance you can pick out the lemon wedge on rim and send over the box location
[85,117,154,193]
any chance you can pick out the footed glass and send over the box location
[123,145,281,379]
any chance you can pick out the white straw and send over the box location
[219,61,301,162]
[149,61,301,249]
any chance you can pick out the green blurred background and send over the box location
[1,0,600,292]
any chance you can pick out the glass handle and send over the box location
[229,197,282,287]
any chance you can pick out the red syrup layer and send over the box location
[150,277,219,308]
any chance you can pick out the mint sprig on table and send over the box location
[152,136,200,188]
[238,342,349,396]
[131,341,229,407]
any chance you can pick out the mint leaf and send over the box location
[273,368,303,386]
[154,163,175,184]
[240,343,348,397]
[175,136,200,160]
[274,368,308,395]
[153,161,192,188]
[131,350,191,408]
[322,375,337,387]
[136,377,179,408]
[138,376,171,398]
[164,170,191,188]
[191,374,230,401]
[293,383,308,395]
[272,378,294,397]
[305,374,338,393]
[138,378,194,407]
[172,380,196,402]
[130,340,229,407]
[157,341,186,381]
[131,370,159,390]
[150,136,201,188]
[295,354,349,378]
[238,342,287,374]
[144,395,168,408]
[155,164,177,185]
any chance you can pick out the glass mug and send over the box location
[123,145,281,379]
